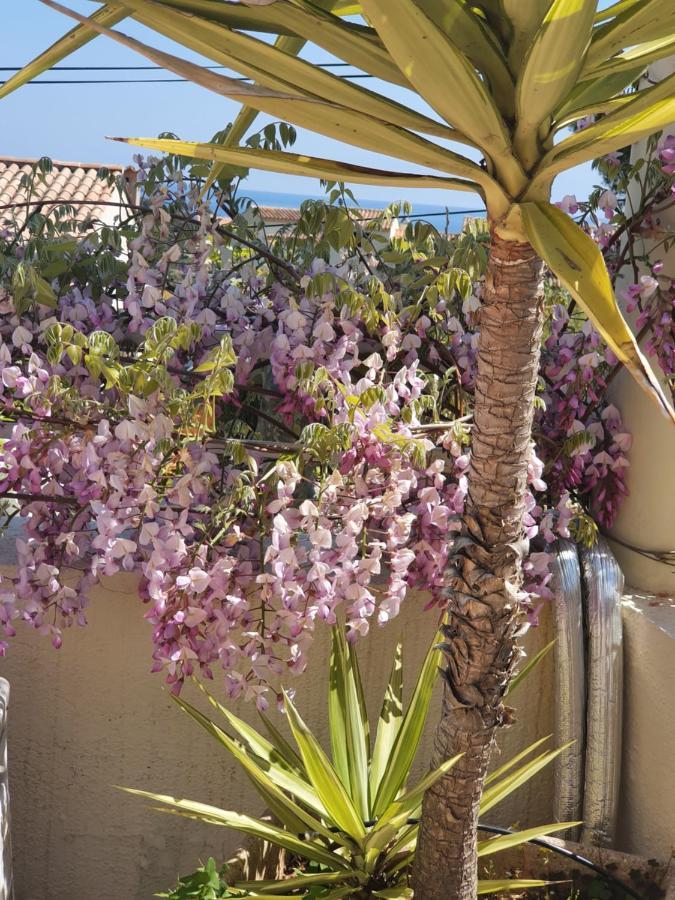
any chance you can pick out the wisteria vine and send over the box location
[0,133,672,707]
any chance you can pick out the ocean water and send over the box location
[241,189,486,232]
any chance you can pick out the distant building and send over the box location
[0,158,414,239]
[0,156,132,232]
[222,204,406,236]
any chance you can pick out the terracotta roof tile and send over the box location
[0,156,125,230]
[223,206,387,225]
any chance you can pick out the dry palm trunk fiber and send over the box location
[414,234,546,900]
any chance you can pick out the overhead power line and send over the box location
[1,63,357,71]
[1,61,375,85]
[2,74,374,86]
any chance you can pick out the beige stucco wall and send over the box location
[603,58,675,862]
[617,593,675,858]
[608,58,675,596]
[0,559,557,900]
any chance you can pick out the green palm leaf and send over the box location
[0,4,126,100]
[284,691,367,842]
[110,138,482,194]
[369,641,403,801]
[520,202,675,423]
[120,787,350,870]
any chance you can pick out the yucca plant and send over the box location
[5,2,674,895]
[127,629,573,899]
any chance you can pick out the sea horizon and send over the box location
[241,189,486,231]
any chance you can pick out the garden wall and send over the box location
[2,553,674,900]
[0,557,557,900]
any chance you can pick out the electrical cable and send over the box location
[1,62,377,85]
[476,824,645,900]
[1,63,358,71]
[1,75,374,85]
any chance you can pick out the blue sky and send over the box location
[2,1,604,209]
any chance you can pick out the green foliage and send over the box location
[127,629,574,897]
[0,157,125,310]
[158,858,235,899]
[569,512,600,548]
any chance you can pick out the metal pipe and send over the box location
[579,537,624,847]
[551,540,585,840]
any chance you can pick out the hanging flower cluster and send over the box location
[1,139,664,704]
[535,304,631,531]
[557,131,675,388]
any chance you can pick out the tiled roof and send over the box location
[0,156,125,229]
[225,206,387,225]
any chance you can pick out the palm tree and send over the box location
[4,1,674,896]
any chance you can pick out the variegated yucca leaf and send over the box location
[520,202,675,423]
[110,137,482,194]
[586,0,675,69]
[531,74,675,186]
[477,881,551,895]
[477,821,581,858]
[329,625,370,819]
[40,0,489,189]
[506,639,556,696]
[514,0,597,168]
[369,641,403,800]
[120,786,352,870]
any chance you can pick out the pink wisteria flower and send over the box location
[556,194,579,215]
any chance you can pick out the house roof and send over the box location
[0,156,125,229]
[225,206,387,225]
[0,156,401,235]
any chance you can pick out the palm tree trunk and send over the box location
[413,233,546,900]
